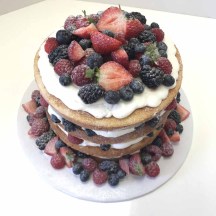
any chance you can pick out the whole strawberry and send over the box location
[93,168,108,185]
[28,118,50,137]
[129,153,145,176]
[156,57,172,74]
[54,59,74,76]
[44,37,59,54]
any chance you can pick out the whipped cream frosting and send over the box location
[38,34,179,119]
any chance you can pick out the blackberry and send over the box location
[59,73,72,86]
[152,136,163,147]
[108,174,119,186]
[56,30,72,45]
[168,110,181,124]
[86,53,103,69]
[140,66,164,88]
[129,79,145,94]
[99,160,119,174]
[139,55,153,67]
[176,92,181,103]
[157,42,167,51]
[35,130,56,150]
[176,124,183,134]
[158,49,167,58]
[138,30,156,43]
[102,30,115,37]
[150,22,159,28]
[163,74,175,87]
[85,128,96,136]
[140,152,152,165]
[80,169,90,182]
[123,44,136,59]
[146,116,160,127]
[79,39,92,50]
[125,12,146,24]
[55,140,67,150]
[134,43,145,53]
[100,144,111,151]
[78,84,105,104]
[51,114,61,123]
[62,118,77,132]
[119,86,134,101]
[48,45,68,65]
[72,162,83,175]
[117,169,126,179]
[104,91,120,104]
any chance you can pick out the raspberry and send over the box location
[39,95,48,107]
[156,57,172,74]
[33,106,46,118]
[54,59,74,76]
[151,28,164,42]
[93,168,108,185]
[145,161,160,177]
[161,143,174,157]
[50,153,65,169]
[165,98,177,110]
[82,158,97,172]
[44,37,59,54]
[28,118,50,137]
[71,65,93,86]
[67,134,83,144]
[145,145,162,161]
[164,119,177,133]
[128,60,141,77]
[64,15,76,30]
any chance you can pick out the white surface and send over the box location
[0,0,216,215]
[17,81,193,202]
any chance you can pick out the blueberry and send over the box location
[146,116,160,127]
[51,114,61,123]
[56,30,72,45]
[163,74,175,87]
[139,55,153,66]
[85,128,96,136]
[117,169,126,179]
[72,162,83,175]
[119,86,134,101]
[134,43,145,53]
[152,136,163,147]
[104,91,120,104]
[166,128,174,136]
[86,53,103,69]
[80,169,90,182]
[59,73,72,86]
[159,49,167,58]
[99,160,119,174]
[129,79,144,94]
[108,174,119,186]
[79,39,92,50]
[176,92,181,103]
[140,152,152,165]
[150,22,160,28]
[55,140,66,150]
[100,144,111,151]
[157,42,167,51]
[102,30,115,38]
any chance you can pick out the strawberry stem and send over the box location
[82,10,87,17]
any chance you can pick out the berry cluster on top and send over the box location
[44,6,175,104]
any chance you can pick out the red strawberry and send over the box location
[125,19,144,40]
[28,118,50,137]
[161,142,174,157]
[159,129,171,145]
[54,59,74,76]
[96,6,126,36]
[60,146,76,168]
[68,40,85,62]
[114,32,127,44]
[111,48,129,68]
[82,158,97,172]
[90,31,122,54]
[22,99,37,114]
[39,95,48,107]
[164,119,177,133]
[128,60,141,77]
[151,28,164,42]
[145,161,160,177]
[156,57,172,74]
[67,134,83,144]
[129,153,145,176]
[44,37,59,54]
[176,104,190,121]
[93,168,108,185]
[50,153,65,169]
[73,23,97,39]
[98,61,133,91]
[119,158,130,175]
[165,98,177,110]
[44,136,58,156]
[169,131,180,142]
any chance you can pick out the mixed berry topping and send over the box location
[44,6,176,104]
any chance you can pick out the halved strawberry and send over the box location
[169,131,180,142]
[129,153,145,176]
[90,31,122,54]
[111,48,129,68]
[159,129,171,145]
[68,40,85,62]
[73,23,98,39]
[44,136,58,156]
[96,6,126,36]
[119,158,130,175]
[59,146,76,168]
[98,61,133,91]
[22,99,37,114]
[125,19,144,40]
[176,104,190,121]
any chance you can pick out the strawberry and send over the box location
[73,23,97,39]
[119,158,130,175]
[111,48,129,68]
[129,153,145,176]
[60,146,76,168]
[44,136,58,156]
[159,129,171,145]
[93,168,108,185]
[22,99,37,114]
[176,104,190,121]
[128,60,141,77]
[169,131,180,142]
[68,40,85,62]
[44,37,59,54]
[165,98,177,110]
[96,6,126,36]
[90,31,122,54]
[28,118,50,137]
[125,19,144,40]
[50,153,65,169]
[156,57,172,74]
[67,134,83,144]
[98,61,133,91]
[54,59,74,76]
[151,28,164,42]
